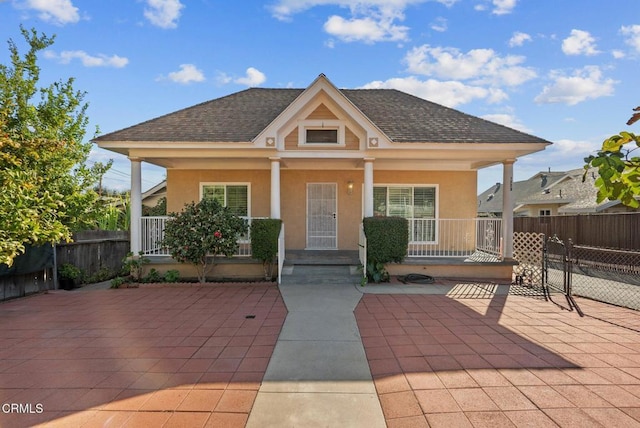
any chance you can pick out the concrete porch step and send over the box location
[284,250,360,266]
[281,265,363,286]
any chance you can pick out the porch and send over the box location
[138,217,512,281]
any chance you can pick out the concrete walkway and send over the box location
[247,266,386,427]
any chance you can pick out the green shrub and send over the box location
[363,216,408,283]
[250,218,282,280]
[163,269,180,283]
[143,268,163,283]
[110,276,125,288]
[58,263,82,280]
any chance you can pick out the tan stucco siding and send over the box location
[373,170,477,219]
[281,170,362,250]
[166,169,270,216]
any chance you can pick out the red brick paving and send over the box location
[0,283,286,428]
[356,292,640,428]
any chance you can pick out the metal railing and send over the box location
[140,216,265,257]
[407,218,502,258]
[359,223,367,275]
[277,223,285,284]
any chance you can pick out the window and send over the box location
[201,184,249,217]
[298,120,345,146]
[539,209,551,217]
[374,185,437,242]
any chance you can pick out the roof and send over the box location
[94,86,551,145]
[477,168,629,214]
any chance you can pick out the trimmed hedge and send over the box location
[250,218,282,263]
[363,216,408,263]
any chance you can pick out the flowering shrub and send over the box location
[162,198,247,283]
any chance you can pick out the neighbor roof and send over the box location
[94,87,551,145]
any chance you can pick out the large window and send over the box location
[201,184,249,217]
[374,185,437,242]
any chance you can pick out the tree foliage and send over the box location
[0,27,105,266]
[584,107,640,209]
[162,198,247,283]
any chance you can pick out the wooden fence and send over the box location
[514,212,640,250]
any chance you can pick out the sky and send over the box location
[1,0,639,194]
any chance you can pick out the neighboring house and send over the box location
[478,168,639,217]
[95,74,551,281]
[142,180,166,209]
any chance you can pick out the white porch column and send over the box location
[130,157,142,254]
[364,158,375,217]
[270,157,281,219]
[502,159,516,259]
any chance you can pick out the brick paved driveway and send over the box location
[0,284,286,428]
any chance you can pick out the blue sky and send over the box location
[2,0,639,193]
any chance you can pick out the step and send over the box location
[281,265,363,286]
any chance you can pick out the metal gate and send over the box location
[306,183,337,249]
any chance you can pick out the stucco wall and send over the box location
[166,168,478,251]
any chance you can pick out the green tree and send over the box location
[0,27,105,266]
[162,198,247,283]
[584,106,640,209]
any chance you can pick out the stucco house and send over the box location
[95,74,551,281]
[478,168,640,217]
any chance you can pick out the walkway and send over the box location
[247,265,386,427]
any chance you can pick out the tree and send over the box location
[584,106,640,209]
[0,27,106,266]
[162,198,247,283]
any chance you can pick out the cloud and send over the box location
[620,25,640,53]
[534,66,616,105]
[360,76,507,107]
[166,64,205,84]
[144,0,184,29]
[550,138,601,156]
[612,50,626,59]
[44,50,128,68]
[562,29,600,56]
[405,44,537,87]
[16,0,80,25]
[508,31,531,47]
[491,0,516,15]
[430,17,447,32]
[324,13,409,43]
[481,113,532,133]
[234,68,267,86]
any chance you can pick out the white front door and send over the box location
[306,183,337,249]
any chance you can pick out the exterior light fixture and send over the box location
[347,180,354,195]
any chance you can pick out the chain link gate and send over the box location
[544,236,584,316]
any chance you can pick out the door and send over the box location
[307,183,337,249]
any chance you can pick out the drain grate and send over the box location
[245,315,256,319]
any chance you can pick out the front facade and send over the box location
[96,74,551,280]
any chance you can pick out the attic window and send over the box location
[306,129,338,143]
[298,120,345,146]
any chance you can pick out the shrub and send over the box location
[122,251,149,281]
[58,263,82,280]
[143,268,163,283]
[162,198,247,283]
[163,269,180,283]
[250,218,282,280]
[363,216,408,283]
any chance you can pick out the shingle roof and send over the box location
[94,87,551,145]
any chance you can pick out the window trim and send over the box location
[372,184,439,244]
[298,120,345,146]
[200,182,251,219]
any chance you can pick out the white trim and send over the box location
[298,120,346,147]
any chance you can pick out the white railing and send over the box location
[140,216,266,257]
[407,218,502,258]
[277,223,285,284]
[359,223,367,275]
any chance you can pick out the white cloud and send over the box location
[508,31,531,47]
[360,76,507,107]
[234,67,267,86]
[620,25,640,53]
[17,0,80,25]
[550,138,601,156]
[166,64,205,84]
[534,66,616,105]
[481,113,532,133]
[324,13,409,43]
[562,29,600,56]
[430,17,447,32]
[612,50,625,59]
[491,0,516,15]
[405,45,536,86]
[144,0,184,29]
[44,50,128,68]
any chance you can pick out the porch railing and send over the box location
[140,216,265,257]
[407,218,502,258]
[277,223,285,285]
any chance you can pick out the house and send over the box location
[95,74,551,281]
[478,168,640,217]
